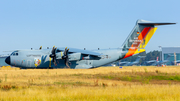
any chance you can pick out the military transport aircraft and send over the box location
[5,20,176,69]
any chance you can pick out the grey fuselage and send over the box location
[6,48,126,69]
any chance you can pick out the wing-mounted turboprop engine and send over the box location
[49,46,57,65]
[62,47,70,68]
[68,53,82,61]
[51,47,72,68]
[49,46,71,68]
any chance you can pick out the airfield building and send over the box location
[162,47,180,65]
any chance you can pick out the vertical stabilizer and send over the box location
[121,19,175,59]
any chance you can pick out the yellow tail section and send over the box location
[122,19,175,59]
[123,27,157,59]
[134,27,157,54]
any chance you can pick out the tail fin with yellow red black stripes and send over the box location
[121,19,176,59]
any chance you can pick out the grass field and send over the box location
[1,66,180,101]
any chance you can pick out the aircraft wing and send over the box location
[56,47,102,57]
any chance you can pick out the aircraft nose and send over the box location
[5,56,11,65]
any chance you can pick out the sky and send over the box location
[0,0,180,55]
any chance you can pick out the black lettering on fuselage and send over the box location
[27,55,41,57]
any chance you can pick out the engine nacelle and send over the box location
[68,53,81,61]
[55,52,64,59]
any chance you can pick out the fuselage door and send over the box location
[26,60,31,67]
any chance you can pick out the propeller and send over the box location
[62,47,70,68]
[49,46,57,65]
[50,47,70,68]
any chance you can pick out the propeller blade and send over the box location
[52,46,55,54]
[53,58,56,65]
[62,47,70,68]
[49,46,57,65]
[66,48,69,56]
[65,58,70,68]
[64,47,67,56]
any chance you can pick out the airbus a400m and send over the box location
[5,20,175,69]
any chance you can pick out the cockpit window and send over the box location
[10,52,14,56]
[11,52,18,56]
[13,53,16,56]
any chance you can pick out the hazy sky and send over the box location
[0,0,179,55]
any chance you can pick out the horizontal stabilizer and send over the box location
[139,23,176,26]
